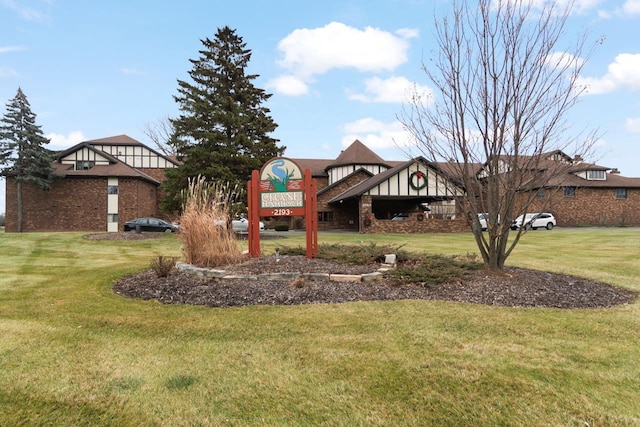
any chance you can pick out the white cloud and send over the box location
[0,45,24,54]
[497,0,603,14]
[0,0,51,22]
[272,22,417,96]
[625,117,640,133]
[546,51,585,69]
[577,53,640,94]
[122,68,144,76]
[266,75,309,96]
[623,0,640,14]
[396,28,419,39]
[0,66,17,78]
[46,131,86,150]
[348,76,433,104]
[341,118,413,150]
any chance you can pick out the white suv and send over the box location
[511,213,556,230]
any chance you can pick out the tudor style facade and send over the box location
[292,140,469,233]
[519,155,640,227]
[289,142,640,232]
[4,135,179,233]
[5,136,640,233]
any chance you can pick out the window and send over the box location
[107,185,118,195]
[616,188,627,199]
[587,170,605,180]
[75,160,95,170]
[107,214,118,223]
[318,211,334,222]
[563,186,576,197]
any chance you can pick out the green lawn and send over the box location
[1,229,639,426]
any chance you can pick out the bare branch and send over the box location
[399,0,601,270]
[143,116,178,156]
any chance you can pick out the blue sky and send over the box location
[1,0,640,214]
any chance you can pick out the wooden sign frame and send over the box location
[247,157,317,258]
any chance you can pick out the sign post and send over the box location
[248,157,318,258]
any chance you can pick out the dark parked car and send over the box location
[123,217,178,233]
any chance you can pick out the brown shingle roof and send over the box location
[326,140,390,169]
[545,172,640,188]
[52,161,160,184]
[85,134,143,145]
[291,158,332,177]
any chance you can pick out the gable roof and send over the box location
[327,157,464,203]
[85,134,143,145]
[51,134,178,185]
[317,167,374,197]
[326,140,390,170]
[56,134,180,167]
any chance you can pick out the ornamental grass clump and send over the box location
[179,176,243,268]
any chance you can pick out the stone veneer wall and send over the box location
[316,171,369,231]
[361,212,469,233]
[359,195,469,233]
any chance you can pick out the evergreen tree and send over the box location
[163,26,284,212]
[0,87,56,232]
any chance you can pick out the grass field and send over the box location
[0,228,638,426]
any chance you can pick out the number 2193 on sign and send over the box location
[272,208,292,216]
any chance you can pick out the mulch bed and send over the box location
[92,232,637,309]
[113,255,638,309]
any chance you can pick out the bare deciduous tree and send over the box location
[143,115,180,157]
[400,0,601,270]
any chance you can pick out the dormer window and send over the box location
[75,160,95,170]
[587,170,605,180]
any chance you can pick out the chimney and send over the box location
[610,168,620,175]
[573,155,583,163]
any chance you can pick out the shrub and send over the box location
[150,255,177,278]
[179,176,243,268]
[279,242,410,265]
[274,224,289,231]
[290,277,306,288]
[391,253,481,287]
[277,243,480,287]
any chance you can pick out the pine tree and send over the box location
[0,87,56,232]
[162,26,284,212]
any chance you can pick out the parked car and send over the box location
[231,217,265,232]
[511,213,556,230]
[124,217,178,233]
[477,213,500,231]
[391,213,409,220]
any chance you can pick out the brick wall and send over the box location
[5,176,161,232]
[138,167,173,218]
[137,168,168,183]
[5,177,107,232]
[523,187,640,227]
[118,178,160,225]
